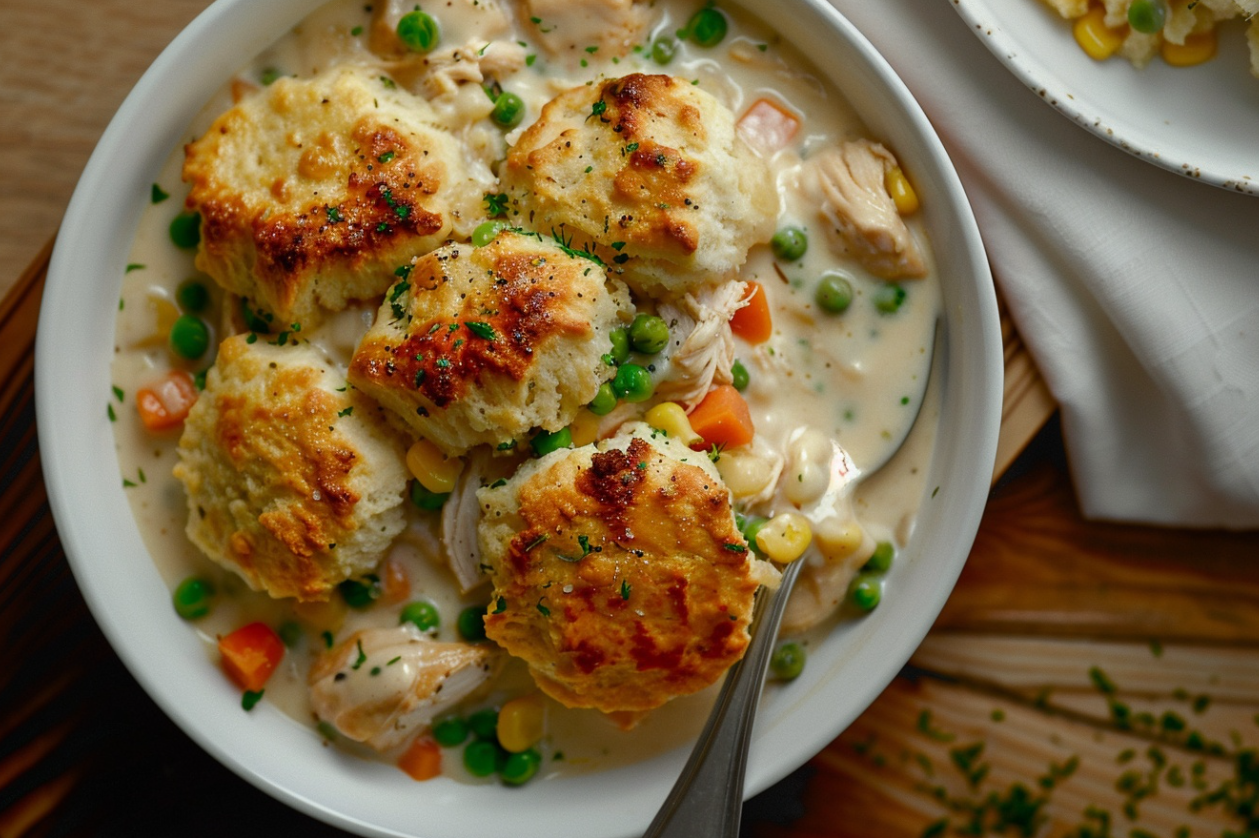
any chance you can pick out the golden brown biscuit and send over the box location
[175,334,408,601]
[476,423,776,718]
[348,230,631,454]
[183,65,480,327]
[501,73,776,296]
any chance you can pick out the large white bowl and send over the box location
[35,0,1002,834]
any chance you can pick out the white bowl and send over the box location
[35,0,1002,834]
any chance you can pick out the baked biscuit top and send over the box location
[174,335,408,601]
[501,73,776,297]
[348,230,631,453]
[183,65,479,326]
[476,424,777,718]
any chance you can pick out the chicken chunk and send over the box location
[309,626,498,751]
[809,139,927,280]
[520,0,649,60]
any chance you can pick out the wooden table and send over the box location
[2,5,1257,836]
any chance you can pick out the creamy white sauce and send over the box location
[110,0,939,782]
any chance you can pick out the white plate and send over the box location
[34,0,1002,834]
[953,0,1259,195]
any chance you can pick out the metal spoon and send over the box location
[640,320,940,838]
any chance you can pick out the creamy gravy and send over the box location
[110,0,939,781]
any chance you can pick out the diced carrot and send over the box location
[729,282,772,345]
[136,369,198,432]
[688,385,755,450]
[218,622,285,693]
[398,736,442,781]
[737,98,801,155]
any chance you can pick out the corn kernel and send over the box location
[497,693,546,753]
[569,409,600,447]
[755,512,813,563]
[1161,30,1216,67]
[1073,6,1125,60]
[885,166,919,216]
[406,439,463,494]
[814,517,865,558]
[644,402,702,446]
[714,451,775,499]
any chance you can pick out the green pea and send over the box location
[738,515,768,556]
[277,621,303,648]
[400,600,441,633]
[588,381,618,416]
[650,37,676,64]
[457,604,488,642]
[397,9,439,53]
[410,480,450,511]
[241,298,272,334]
[467,707,499,740]
[873,283,906,315]
[608,327,631,365]
[463,740,502,777]
[629,313,670,355]
[172,576,214,620]
[169,315,210,360]
[531,427,573,457]
[472,220,510,247]
[730,359,749,392]
[770,640,806,681]
[863,541,894,573]
[176,279,210,313]
[1128,0,1167,33]
[500,748,542,785]
[815,272,853,314]
[850,573,882,611]
[169,211,201,249]
[433,715,469,747]
[490,92,525,128]
[339,574,381,610]
[770,226,807,261]
[612,363,653,402]
[685,7,728,47]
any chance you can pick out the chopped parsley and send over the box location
[465,321,497,341]
[351,640,367,670]
[241,690,265,711]
[150,183,170,204]
[483,192,510,217]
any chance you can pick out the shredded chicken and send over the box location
[442,450,499,593]
[420,39,528,99]
[309,626,498,751]
[810,139,927,280]
[655,281,748,410]
[521,0,648,58]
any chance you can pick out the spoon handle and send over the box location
[640,559,805,838]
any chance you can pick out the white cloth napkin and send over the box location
[830,0,1259,528]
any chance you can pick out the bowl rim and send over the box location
[34,0,1002,834]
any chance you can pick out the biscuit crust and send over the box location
[502,73,776,296]
[175,336,407,601]
[183,66,478,326]
[477,426,767,716]
[348,230,631,453]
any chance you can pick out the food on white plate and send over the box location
[110,0,941,786]
[1041,0,1259,77]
